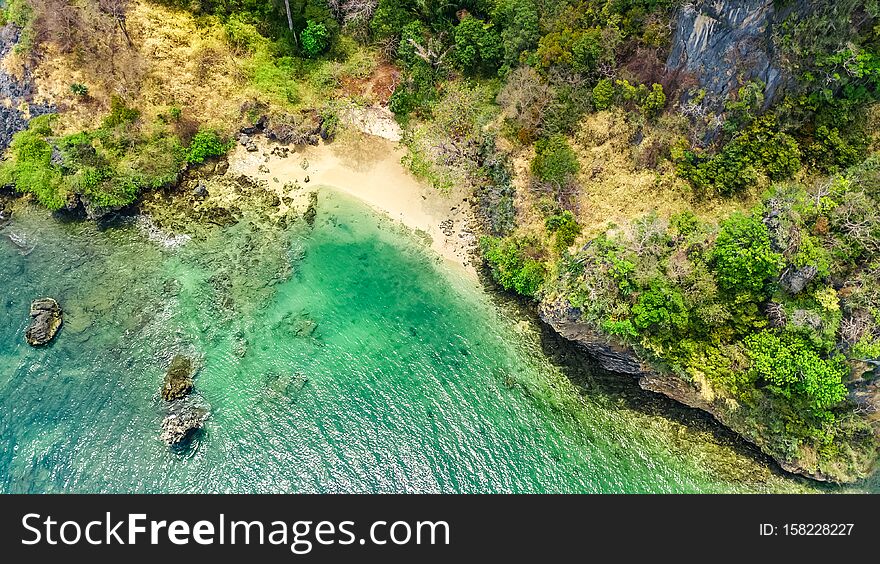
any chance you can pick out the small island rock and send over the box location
[161,355,195,401]
[160,405,209,446]
[25,298,63,346]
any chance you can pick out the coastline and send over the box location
[225,132,479,278]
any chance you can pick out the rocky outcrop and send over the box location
[304,191,318,228]
[780,265,819,295]
[539,296,869,483]
[161,355,195,401]
[25,298,63,346]
[539,300,653,375]
[264,110,328,146]
[665,0,807,137]
[0,24,54,150]
[160,403,209,446]
[0,197,11,229]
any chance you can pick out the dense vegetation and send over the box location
[1,0,879,479]
[0,98,228,211]
[546,163,880,477]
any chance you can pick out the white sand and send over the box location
[226,132,478,276]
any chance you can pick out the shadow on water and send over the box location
[473,264,836,491]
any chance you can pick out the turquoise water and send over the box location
[0,190,835,493]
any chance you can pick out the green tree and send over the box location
[744,330,848,412]
[711,212,782,298]
[479,236,546,296]
[493,0,540,70]
[592,78,615,110]
[545,210,581,251]
[453,17,503,75]
[301,20,329,57]
[632,283,690,336]
[641,83,666,117]
[186,129,231,164]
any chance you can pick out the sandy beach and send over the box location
[225,131,478,276]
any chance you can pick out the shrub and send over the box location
[1,126,67,210]
[301,20,329,57]
[103,96,141,128]
[70,83,89,97]
[186,129,230,164]
[480,236,546,296]
[676,116,801,194]
[531,134,579,186]
[592,78,615,110]
[711,212,782,299]
[545,210,581,251]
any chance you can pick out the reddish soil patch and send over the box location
[341,62,400,105]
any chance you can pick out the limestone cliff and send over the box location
[665,0,807,138]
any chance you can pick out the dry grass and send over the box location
[506,109,758,250]
[29,2,248,135]
[570,110,758,239]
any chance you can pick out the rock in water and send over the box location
[161,405,209,446]
[304,191,318,227]
[25,298,63,346]
[162,355,195,401]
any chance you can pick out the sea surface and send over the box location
[0,189,860,493]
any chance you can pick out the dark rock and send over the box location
[239,133,258,152]
[193,181,209,198]
[25,298,63,346]
[239,115,267,135]
[780,265,818,295]
[160,403,209,446]
[665,0,806,141]
[304,191,318,228]
[0,24,56,151]
[539,301,652,376]
[0,200,11,228]
[265,110,324,146]
[161,355,195,401]
[271,146,290,158]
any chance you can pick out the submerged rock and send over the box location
[162,355,195,401]
[161,404,209,446]
[25,298,63,346]
[304,191,318,228]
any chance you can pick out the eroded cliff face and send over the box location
[539,298,872,483]
[0,24,53,151]
[665,0,805,135]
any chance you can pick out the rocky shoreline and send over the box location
[538,298,877,483]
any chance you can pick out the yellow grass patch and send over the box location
[29,1,257,135]
[572,110,757,239]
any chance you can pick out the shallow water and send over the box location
[0,190,852,493]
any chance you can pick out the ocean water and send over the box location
[0,189,840,493]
